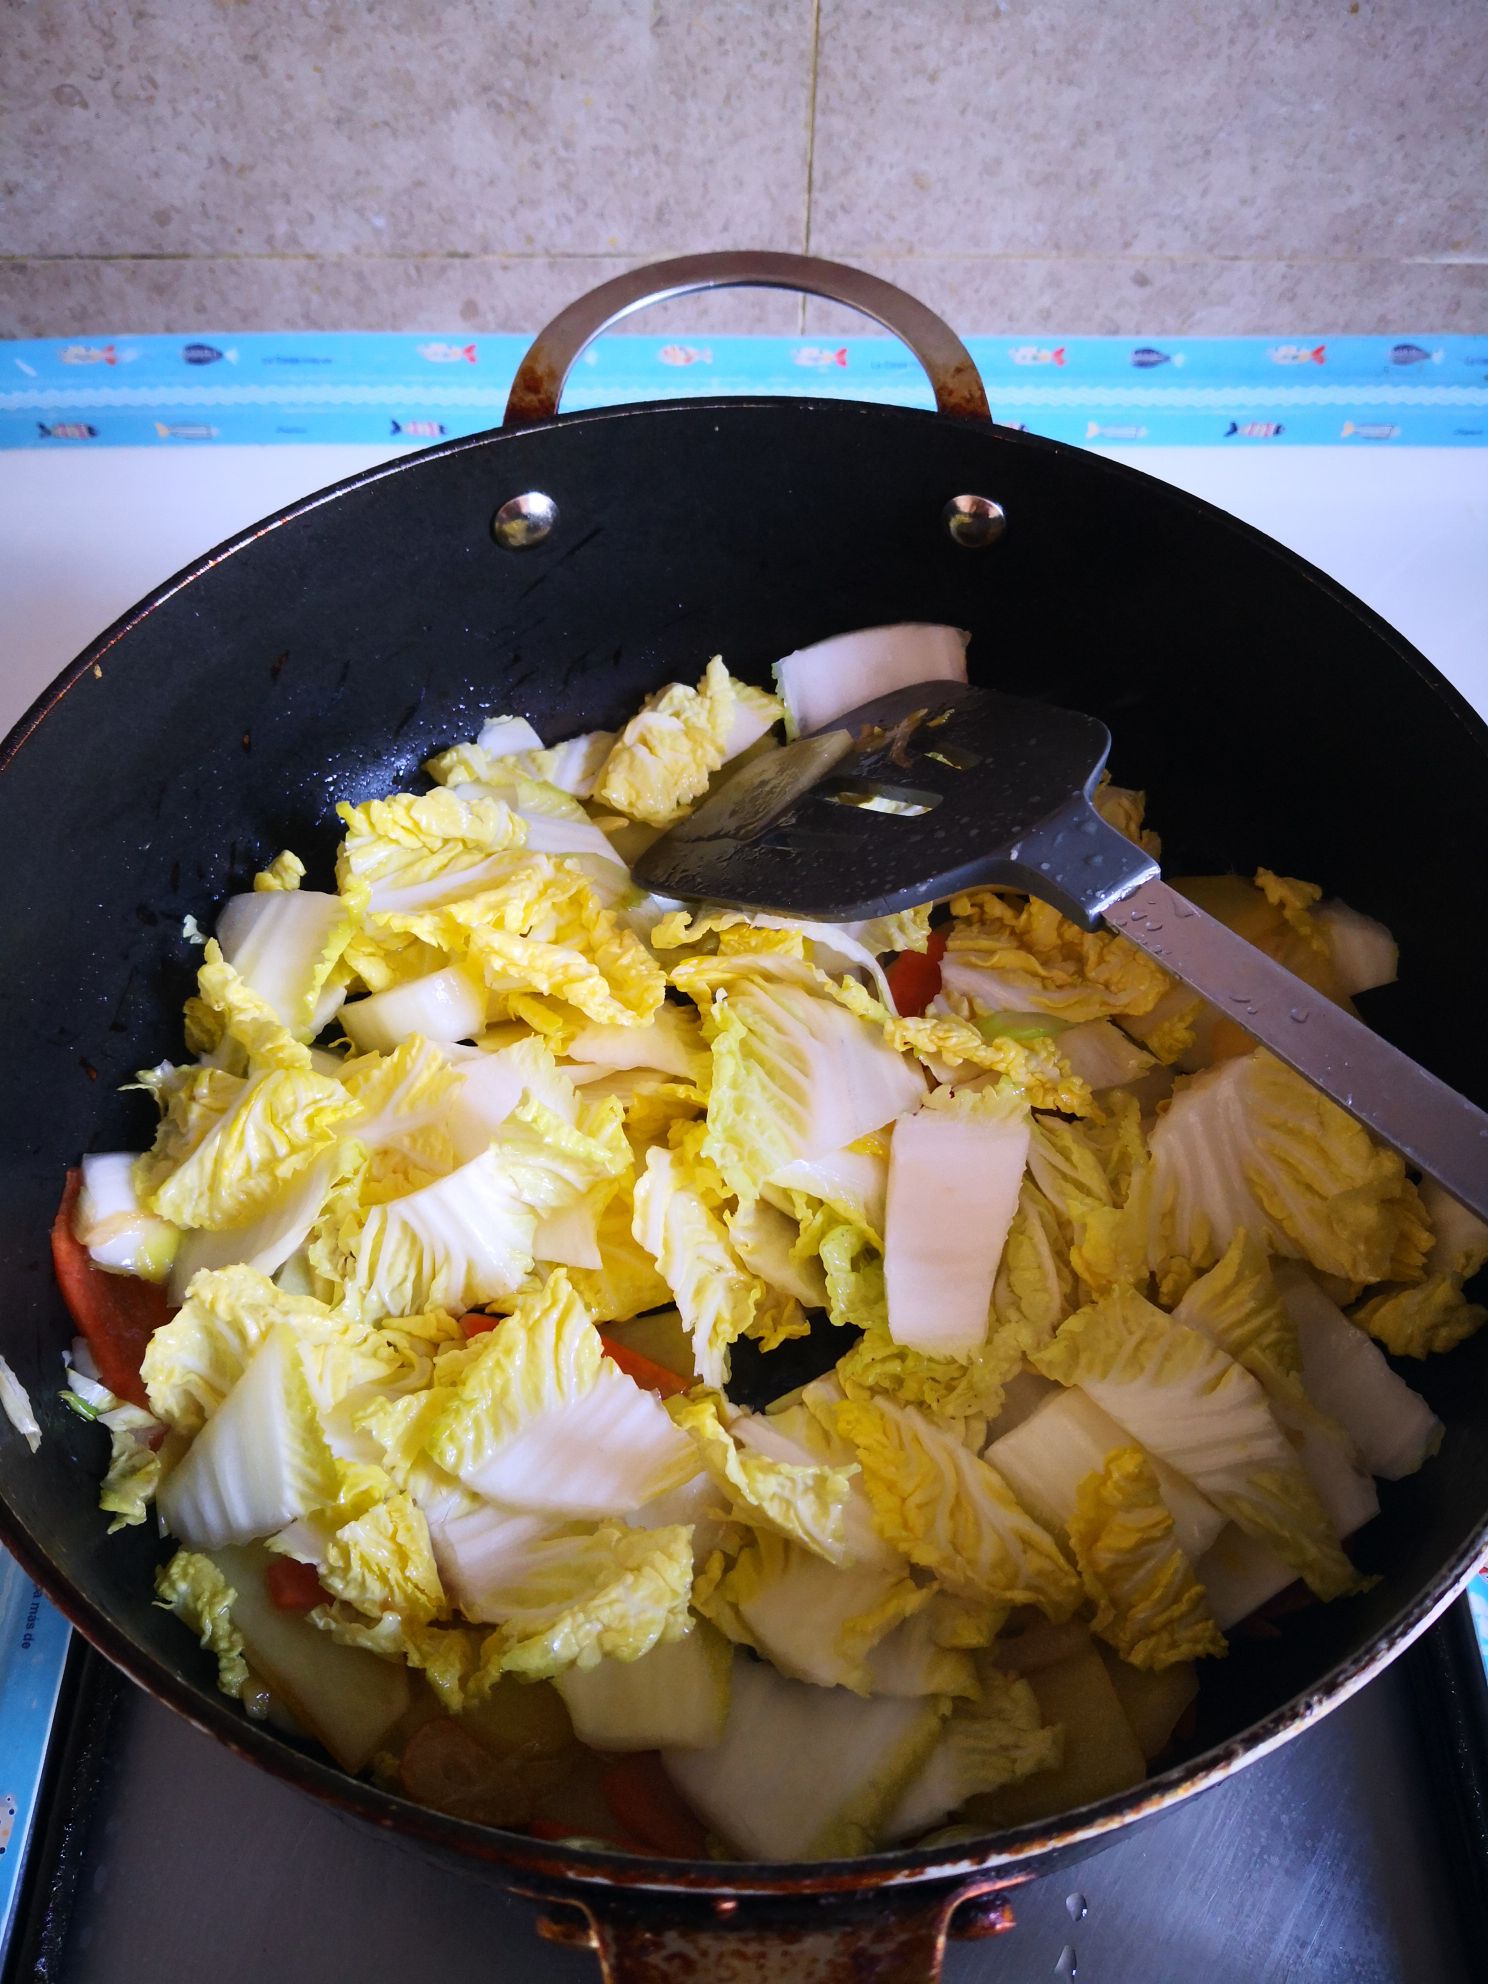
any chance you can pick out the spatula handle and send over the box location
[1109,877,1488,1221]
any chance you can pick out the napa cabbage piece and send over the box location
[593,657,782,827]
[726,1198,828,1309]
[633,1142,807,1386]
[155,1549,249,1697]
[1352,1276,1488,1359]
[940,891,1173,1026]
[1034,1289,1362,1601]
[427,719,613,800]
[881,1664,1063,1844]
[834,1329,1022,1450]
[157,1325,339,1550]
[425,1272,695,1515]
[662,1653,947,1860]
[555,1619,732,1750]
[1313,899,1398,996]
[318,1491,447,1626]
[567,1177,674,1323]
[1422,1179,1488,1282]
[831,972,1091,1115]
[1274,1265,1440,1479]
[696,1528,925,1694]
[671,1396,856,1563]
[1056,1019,1158,1092]
[993,1181,1080,1357]
[140,1064,358,1232]
[564,1006,709,1084]
[342,1149,538,1318]
[672,956,924,1203]
[1144,1050,1420,1283]
[864,1591,986,1701]
[76,1151,180,1282]
[770,1140,887,1237]
[184,939,315,1075]
[0,1354,40,1453]
[421,1499,571,1621]
[335,788,527,915]
[772,622,968,737]
[216,888,354,1037]
[467,1520,693,1680]
[884,1083,1030,1356]
[383,859,667,1031]
[986,1387,1225,1565]
[143,1264,381,1436]
[167,1150,343,1303]
[1068,1446,1225,1670]
[793,1202,887,1333]
[340,964,489,1055]
[832,1396,1081,1619]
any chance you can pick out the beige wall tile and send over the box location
[800,256,1488,337]
[809,0,1488,264]
[0,255,807,336]
[1,0,815,258]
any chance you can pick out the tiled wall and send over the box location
[2,0,1485,338]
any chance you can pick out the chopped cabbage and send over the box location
[156,1325,340,1549]
[884,1083,1030,1356]
[0,1354,41,1453]
[76,1151,180,1281]
[1275,1265,1440,1479]
[555,1619,731,1750]
[155,1549,249,1697]
[594,658,781,826]
[772,623,968,737]
[1067,1446,1226,1670]
[671,1396,856,1563]
[833,1396,1082,1619]
[881,1664,1062,1843]
[425,1271,696,1515]
[1145,1050,1419,1283]
[662,1652,947,1860]
[471,1521,693,1680]
[1035,1289,1361,1601]
[216,888,353,1037]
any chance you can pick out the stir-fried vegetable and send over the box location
[36,633,1476,1862]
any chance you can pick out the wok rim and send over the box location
[3,393,1486,1902]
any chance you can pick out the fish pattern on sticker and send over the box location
[1010,345,1066,367]
[1341,420,1400,440]
[0,1791,15,1854]
[417,342,477,364]
[1269,343,1326,366]
[389,418,447,437]
[1225,421,1285,438]
[1389,343,1442,367]
[1085,421,1147,440]
[59,343,117,366]
[1130,346,1184,369]
[182,343,236,366]
[658,344,712,367]
[36,421,98,439]
[792,346,848,369]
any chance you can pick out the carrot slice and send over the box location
[599,1752,708,1858]
[885,925,948,1017]
[460,1311,503,1338]
[50,1168,168,1408]
[265,1557,327,1613]
[598,1335,690,1399]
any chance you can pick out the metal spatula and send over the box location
[634,679,1488,1218]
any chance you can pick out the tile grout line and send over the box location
[2,252,1481,268]
[799,0,823,332]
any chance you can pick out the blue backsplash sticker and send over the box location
[2,332,1486,447]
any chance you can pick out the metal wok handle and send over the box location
[517,1877,1019,1983]
[503,251,992,426]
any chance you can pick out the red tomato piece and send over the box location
[885,925,948,1018]
[50,1168,168,1409]
[599,1753,708,1859]
[598,1335,690,1399]
[264,1557,327,1613]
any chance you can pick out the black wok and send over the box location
[2,254,1486,1982]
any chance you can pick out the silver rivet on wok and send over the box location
[492,491,558,549]
[942,493,1006,547]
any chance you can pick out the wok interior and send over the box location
[2,400,1486,1863]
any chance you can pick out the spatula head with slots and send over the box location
[633,680,1158,930]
